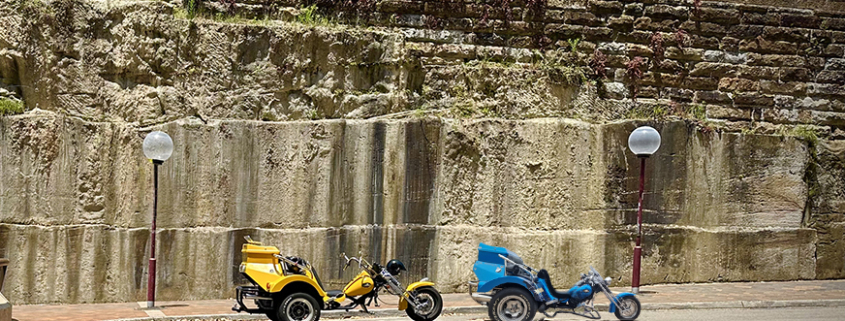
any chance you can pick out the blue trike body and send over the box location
[469,243,640,320]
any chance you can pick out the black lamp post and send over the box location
[142,131,173,309]
[627,126,661,294]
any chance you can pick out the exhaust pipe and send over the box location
[471,293,492,303]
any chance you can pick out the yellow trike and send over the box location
[233,236,443,321]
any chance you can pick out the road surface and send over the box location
[325,307,845,321]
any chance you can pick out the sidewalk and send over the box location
[9,279,845,321]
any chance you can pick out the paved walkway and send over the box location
[8,279,845,321]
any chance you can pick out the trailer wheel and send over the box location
[488,287,537,321]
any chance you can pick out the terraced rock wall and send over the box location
[0,0,843,304]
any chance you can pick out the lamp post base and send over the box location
[146,301,154,309]
[632,245,642,294]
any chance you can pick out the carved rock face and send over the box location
[1,0,844,305]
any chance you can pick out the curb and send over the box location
[109,299,845,321]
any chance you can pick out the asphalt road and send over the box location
[324,307,845,321]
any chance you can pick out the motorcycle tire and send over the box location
[405,286,443,321]
[488,287,537,321]
[276,293,322,321]
[613,295,641,320]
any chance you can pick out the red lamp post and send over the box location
[627,126,661,294]
[142,131,173,309]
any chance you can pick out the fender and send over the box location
[268,275,327,298]
[398,281,436,311]
[608,292,636,313]
[477,276,530,293]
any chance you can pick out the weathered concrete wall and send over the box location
[0,114,820,303]
[0,0,842,305]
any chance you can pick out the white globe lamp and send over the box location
[628,126,661,158]
[143,131,174,163]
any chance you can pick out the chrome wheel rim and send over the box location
[497,295,528,321]
[414,292,437,316]
[286,297,315,321]
[618,297,637,318]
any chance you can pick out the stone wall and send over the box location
[0,0,843,305]
[219,0,845,127]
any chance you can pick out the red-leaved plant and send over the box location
[650,31,665,63]
[675,29,689,49]
[589,49,608,79]
[625,57,645,100]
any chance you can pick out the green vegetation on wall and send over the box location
[0,98,24,116]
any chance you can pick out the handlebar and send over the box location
[341,252,372,271]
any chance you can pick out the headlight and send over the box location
[239,264,246,273]
[604,277,612,285]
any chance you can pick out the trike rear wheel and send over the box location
[276,293,321,321]
[488,287,537,321]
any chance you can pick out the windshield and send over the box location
[590,266,602,278]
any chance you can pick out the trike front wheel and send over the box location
[488,287,537,321]
[613,295,640,320]
[406,286,443,321]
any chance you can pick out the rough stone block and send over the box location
[665,47,704,61]
[822,44,845,57]
[741,12,781,26]
[825,58,845,70]
[760,80,807,95]
[608,15,635,30]
[679,20,728,37]
[817,70,845,83]
[692,7,742,25]
[547,0,588,10]
[581,26,614,40]
[733,92,775,107]
[694,90,732,103]
[644,4,690,20]
[761,26,812,43]
[707,105,753,120]
[602,82,628,99]
[703,50,725,62]
[720,37,741,51]
[808,83,845,96]
[736,65,778,80]
[781,14,821,29]
[624,2,644,15]
[740,38,801,55]
[821,17,845,31]
[719,78,760,92]
[597,42,628,55]
[746,53,807,67]
[589,0,624,15]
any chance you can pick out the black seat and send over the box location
[310,267,343,298]
[537,269,570,300]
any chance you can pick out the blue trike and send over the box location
[469,243,640,320]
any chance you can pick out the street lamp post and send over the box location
[142,131,173,309]
[627,126,661,294]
